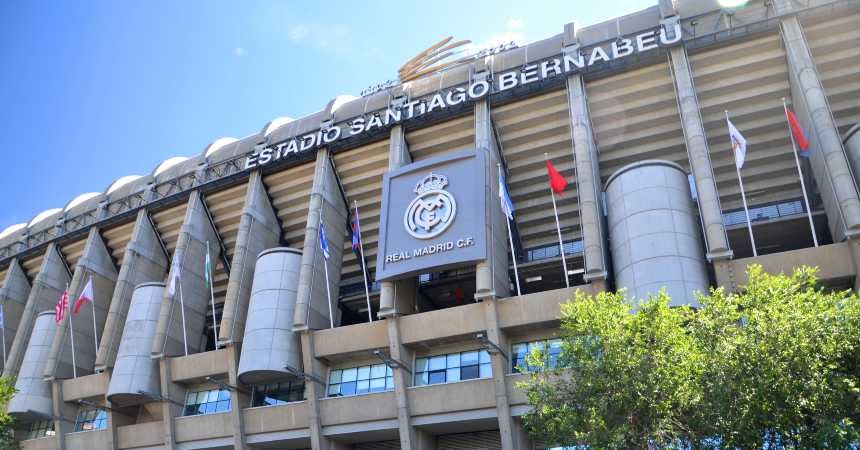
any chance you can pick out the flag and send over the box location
[351,208,362,260]
[73,276,94,314]
[498,171,515,220]
[318,220,330,259]
[204,244,212,288]
[168,267,181,297]
[545,160,568,194]
[785,107,810,157]
[0,304,5,330]
[55,289,69,324]
[727,118,747,169]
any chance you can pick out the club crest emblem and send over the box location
[404,172,457,239]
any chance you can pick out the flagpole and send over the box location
[726,111,758,257]
[1,303,7,369]
[782,98,819,247]
[545,154,570,288]
[354,201,373,322]
[67,283,77,378]
[206,241,219,349]
[177,276,189,357]
[320,213,335,329]
[498,164,521,296]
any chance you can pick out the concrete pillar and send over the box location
[0,258,31,364]
[653,10,734,262]
[386,318,435,450]
[218,171,281,346]
[95,210,168,372]
[474,99,512,300]
[379,125,417,318]
[562,23,612,285]
[293,149,348,331]
[227,344,248,449]
[44,227,118,380]
[299,331,334,450]
[481,299,518,450]
[4,243,70,378]
[151,191,223,358]
[51,381,73,450]
[776,0,860,242]
[158,357,181,450]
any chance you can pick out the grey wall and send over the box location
[107,282,164,406]
[0,259,31,363]
[8,311,56,419]
[238,248,302,384]
[605,160,708,306]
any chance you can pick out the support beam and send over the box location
[776,0,860,242]
[226,344,248,449]
[563,23,611,287]
[474,98,512,300]
[44,227,118,380]
[4,243,70,378]
[293,149,348,331]
[158,357,180,450]
[482,298,519,450]
[219,171,281,345]
[0,258,31,366]
[379,125,417,318]
[151,191,223,358]
[95,210,168,371]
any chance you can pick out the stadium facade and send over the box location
[2,0,860,448]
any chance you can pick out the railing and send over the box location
[722,198,810,227]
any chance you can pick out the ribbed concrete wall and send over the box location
[4,243,70,378]
[8,311,56,419]
[96,210,168,371]
[219,172,281,345]
[107,282,164,406]
[605,160,708,306]
[0,259,30,362]
[238,248,302,384]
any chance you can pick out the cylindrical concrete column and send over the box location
[843,124,860,187]
[107,282,164,406]
[605,160,708,306]
[8,311,57,419]
[238,248,302,384]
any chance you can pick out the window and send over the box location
[512,338,563,373]
[27,420,55,439]
[328,364,394,397]
[414,350,491,386]
[74,407,107,432]
[183,388,231,416]
[251,380,305,406]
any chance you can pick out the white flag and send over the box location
[727,118,747,169]
[168,267,181,297]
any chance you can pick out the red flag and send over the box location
[785,107,810,155]
[55,290,68,324]
[73,277,94,314]
[545,160,568,194]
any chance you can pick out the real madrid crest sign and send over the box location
[377,149,488,281]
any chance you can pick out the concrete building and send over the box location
[2,0,860,448]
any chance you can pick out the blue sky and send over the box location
[0,0,654,231]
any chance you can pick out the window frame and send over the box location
[27,420,55,439]
[327,363,394,398]
[511,338,564,374]
[182,388,232,416]
[414,349,492,386]
[250,380,306,407]
[73,406,108,432]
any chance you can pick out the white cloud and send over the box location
[466,31,524,55]
[233,47,246,57]
[507,18,524,29]
[289,26,309,42]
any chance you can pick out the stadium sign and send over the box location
[245,22,681,171]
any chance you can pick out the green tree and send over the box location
[520,265,860,449]
[0,376,17,450]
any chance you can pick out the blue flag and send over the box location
[499,172,515,221]
[318,220,330,259]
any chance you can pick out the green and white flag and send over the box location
[204,241,212,288]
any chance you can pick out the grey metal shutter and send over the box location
[438,430,502,450]
[354,440,402,450]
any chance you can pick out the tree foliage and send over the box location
[521,265,860,449]
[0,376,17,450]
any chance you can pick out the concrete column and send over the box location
[299,331,334,450]
[379,125,417,318]
[386,318,435,450]
[776,0,860,242]
[0,258,31,364]
[219,171,281,346]
[51,381,73,450]
[158,357,181,450]
[293,149,348,331]
[562,23,611,285]
[654,12,734,261]
[151,191,223,358]
[481,299,519,450]
[4,243,70,378]
[95,210,168,371]
[44,227,118,380]
[226,344,248,449]
[475,99,511,300]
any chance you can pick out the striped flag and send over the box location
[73,276,94,314]
[55,289,69,324]
[727,118,748,169]
[498,171,515,221]
[204,243,212,288]
[319,220,330,259]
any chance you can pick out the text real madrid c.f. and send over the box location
[244,23,682,171]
